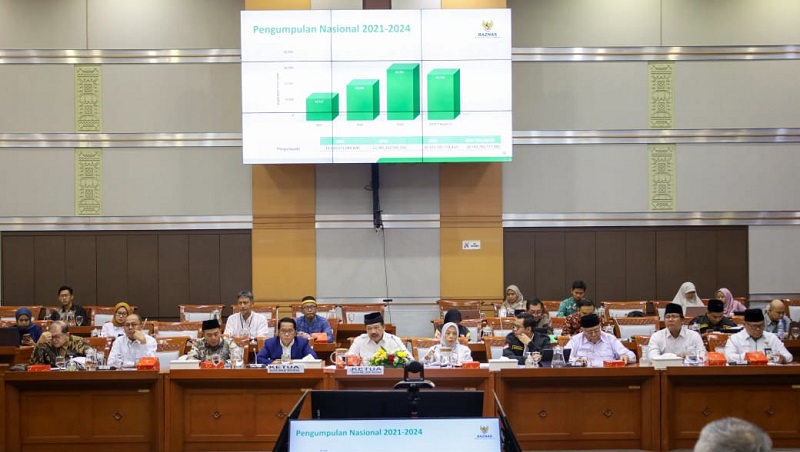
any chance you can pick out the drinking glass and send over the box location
[232,348,244,369]
[531,351,542,364]
[439,353,451,368]
[96,351,105,368]
[347,313,355,324]
[281,351,291,364]
[450,351,459,366]
[75,315,84,326]
[55,356,66,370]
[685,346,698,366]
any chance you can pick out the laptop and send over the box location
[0,327,20,347]
[540,347,571,367]
[685,305,707,319]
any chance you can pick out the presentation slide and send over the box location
[241,9,512,164]
[289,418,502,452]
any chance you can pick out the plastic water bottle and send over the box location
[777,321,785,341]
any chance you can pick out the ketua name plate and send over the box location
[267,363,306,373]
[346,366,385,376]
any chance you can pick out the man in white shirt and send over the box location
[347,312,409,363]
[107,313,157,368]
[223,290,269,338]
[649,303,705,360]
[565,314,635,367]
[725,308,792,364]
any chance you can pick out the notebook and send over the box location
[0,327,20,347]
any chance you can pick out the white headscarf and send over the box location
[671,282,704,313]
[503,284,526,312]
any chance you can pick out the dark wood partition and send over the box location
[504,226,748,303]
[1,230,251,320]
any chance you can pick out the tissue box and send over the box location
[603,360,625,368]
[706,352,727,366]
[136,356,160,371]
[745,351,768,366]
[652,356,683,369]
[488,358,518,371]
[27,364,51,372]
[170,359,200,370]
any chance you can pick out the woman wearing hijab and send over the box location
[100,302,132,338]
[14,308,43,346]
[435,309,471,341]
[422,322,473,365]
[672,282,704,314]
[715,288,746,316]
[500,284,525,316]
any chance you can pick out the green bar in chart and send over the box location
[427,68,461,120]
[387,63,420,120]
[346,79,380,121]
[306,92,339,121]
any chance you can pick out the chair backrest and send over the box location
[632,335,651,360]
[232,304,279,320]
[783,299,800,322]
[652,301,673,320]
[487,317,515,338]
[86,306,117,327]
[483,336,506,360]
[705,333,730,352]
[179,304,224,322]
[410,338,439,361]
[614,316,660,341]
[156,337,188,369]
[602,301,648,321]
[436,299,483,320]
[461,319,481,343]
[550,317,566,336]
[0,306,43,322]
[265,318,276,338]
[153,321,202,339]
[86,336,111,352]
[340,304,385,324]
[541,301,561,318]
[290,304,338,320]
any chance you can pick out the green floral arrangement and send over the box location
[368,346,410,367]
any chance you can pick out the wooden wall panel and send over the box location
[157,234,189,319]
[503,230,533,298]
[440,227,503,299]
[565,231,596,300]
[1,236,34,305]
[219,233,252,304]
[65,236,97,305]
[534,232,565,298]
[33,236,66,306]
[127,235,159,317]
[595,231,626,302]
[189,235,221,305]
[96,236,128,306]
[626,231,656,300]
[717,228,749,299]
[656,231,687,300]
[686,230,718,297]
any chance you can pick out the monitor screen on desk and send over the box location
[311,390,484,419]
[290,418,501,452]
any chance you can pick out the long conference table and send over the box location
[2,365,800,452]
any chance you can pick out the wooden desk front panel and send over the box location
[326,368,494,417]
[495,367,659,451]
[2,371,163,452]
[661,366,800,451]
[167,369,325,452]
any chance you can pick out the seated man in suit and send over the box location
[503,313,551,365]
[347,312,410,363]
[566,314,636,367]
[187,318,239,362]
[689,299,737,334]
[107,313,157,368]
[295,296,334,343]
[649,303,705,360]
[256,317,317,364]
[30,320,91,365]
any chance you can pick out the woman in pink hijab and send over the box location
[715,288,746,316]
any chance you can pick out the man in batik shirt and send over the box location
[187,319,239,361]
[30,321,91,365]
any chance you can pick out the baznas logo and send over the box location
[478,20,497,37]
[480,425,489,434]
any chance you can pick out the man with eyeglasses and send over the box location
[256,317,317,364]
[526,298,553,335]
[187,319,240,362]
[347,312,409,363]
[565,314,635,367]
[107,313,157,368]
[295,296,334,343]
[648,303,704,360]
[223,290,269,339]
[725,308,792,364]
[30,320,91,365]
[503,313,550,364]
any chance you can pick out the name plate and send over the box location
[267,363,306,373]
[346,366,384,376]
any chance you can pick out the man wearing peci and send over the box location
[347,312,410,363]
[256,317,317,364]
[689,299,737,334]
[295,296,334,343]
[223,290,269,339]
[566,314,635,367]
[187,319,240,362]
[725,308,792,364]
[648,303,705,360]
[50,285,88,326]
[107,313,157,368]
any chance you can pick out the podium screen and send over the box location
[289,418,501,452]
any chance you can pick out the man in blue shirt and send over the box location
[295,296,334,343]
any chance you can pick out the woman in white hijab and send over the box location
[421,322,473,365]
[500,284,526,316]
[672,282,704,314]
